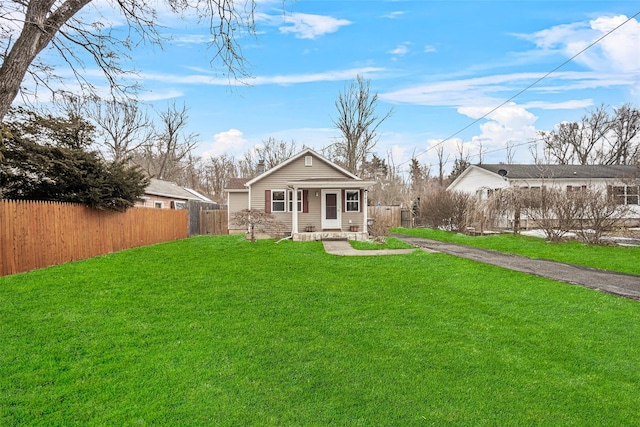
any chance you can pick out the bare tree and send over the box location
[0,0,260,121]
[230,209,276,242]
[203,153,238,202]
[505,140,517,164]
[607,103,640,165]
[332,75,393,174]
[539,104,639,166]
[418,187,475,232]
[133,102,198,181]
[448,142,470,182]
[88,97,153,161]
[572,187,630,244]
[435,143,449,187]
[237,137,298,178]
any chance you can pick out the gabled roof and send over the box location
[477,164,639,180]
[245,148,360,186]
[183,187,214,203]
[225,178,250,191]
[145,178,208,201]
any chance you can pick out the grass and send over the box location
[349,236,415,250]
[2,234,640,425]
[393,227,640,276]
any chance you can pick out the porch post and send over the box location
[292,186,299,234]
[363,188,368,234]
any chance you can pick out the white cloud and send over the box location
[423,45,437,53]
[383,11,405,19]
[521,15,640,73]
[380,71,636,108]
[272,12,352,39]
[389,43,410,56]
[457,103,538,163]
[522,99,593,110]
[200,129,248,158]
[137,89,184,102]
[139,66,385,86]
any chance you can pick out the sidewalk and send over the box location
[322,240,419,257]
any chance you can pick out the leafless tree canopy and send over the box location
[0,0,259,120]
[331,75,393,175]
[230,208,275,242]
[87,97,153,162]
[131,102,198,180]
[539,104,640,166]
[237,137,300,177]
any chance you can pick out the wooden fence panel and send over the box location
[367,205,402,228]
[200,210,228,235]
[0,200,188,276]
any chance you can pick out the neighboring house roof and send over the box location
[245,148,360,186]
[477,164,639,180]
[183,187,215,203]
[449,164,640,191]
[144,178,210,201]
[225,178,250,192]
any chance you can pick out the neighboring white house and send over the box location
[448,164,640,227]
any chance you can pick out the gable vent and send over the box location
[305,155,313,166]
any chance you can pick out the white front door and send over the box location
[321,189,341,229]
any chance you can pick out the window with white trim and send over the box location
[272,190,286,212]
[154,201,164,209]
[345,190,360,212]
[288,190,303,212]
[612,185,639,205]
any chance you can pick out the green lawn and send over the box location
[393,227,640,276]
[350,236,415,250]
[2,235,640,425]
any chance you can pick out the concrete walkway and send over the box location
[392,233,640,301]
[322,240,418,257]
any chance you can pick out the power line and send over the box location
[401,10,640,167]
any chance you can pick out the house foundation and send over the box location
[293,231,369,242]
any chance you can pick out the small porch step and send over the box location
[293,230,369,242]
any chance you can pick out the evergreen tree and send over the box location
[1,109,148,211]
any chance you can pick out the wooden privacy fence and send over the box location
[200,209,228,235]
[186,200,227,236]
[0,200,188,276]
[368,205,412,228]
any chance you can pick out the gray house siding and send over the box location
[249,153,354,230]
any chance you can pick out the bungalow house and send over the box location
[225,149,375,241]
[448,164,640,227]
[137,178,214,209]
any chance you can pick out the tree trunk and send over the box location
[0,0,92,121]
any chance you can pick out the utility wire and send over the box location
[402,10,640,167]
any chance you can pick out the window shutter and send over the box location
[265,190,271,213]
[359,189,363,212]
[303,190,309,213]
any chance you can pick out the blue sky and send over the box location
[46,1,640,174]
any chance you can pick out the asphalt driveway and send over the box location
[392,233,640,301]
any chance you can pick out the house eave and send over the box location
[287,180,376,189]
